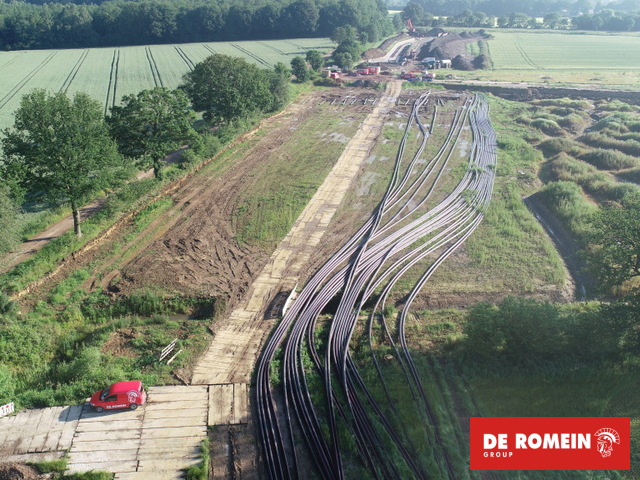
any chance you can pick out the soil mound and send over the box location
[363,33,411,60]
[0,464,45,480]
[417,30,489,69]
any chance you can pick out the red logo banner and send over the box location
[470,417,630,470]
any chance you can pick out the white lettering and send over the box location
[515,433,592,449]
[484,434,508,449]
[528,433,542,449]
[544,434,560,449]
[577,434,590,449]
[484,434,496,449]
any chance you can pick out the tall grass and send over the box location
[581,132,640,157]
[1,289,214,409]
[579,149,640,170]
[538,181,597,239]
[544,153,640,203]
[185,438,210,480]
[618,167,640,184]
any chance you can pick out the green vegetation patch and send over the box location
[234,106,366,248]
[430,95,565,294]
[0,288,214,408]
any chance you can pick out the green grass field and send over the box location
[0,38,333,131]
[453,30,640,87]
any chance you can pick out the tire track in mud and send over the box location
[0,52,57,111]
[104,49,120,114]
[59,49,89,93]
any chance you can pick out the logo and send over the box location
[127,390,139,404]
[595,428,620,458]
[470,417,630,470]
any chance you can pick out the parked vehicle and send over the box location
[90,381,147,412]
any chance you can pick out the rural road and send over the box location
[0,167,156,276]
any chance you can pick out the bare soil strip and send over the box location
[191,80,403,386]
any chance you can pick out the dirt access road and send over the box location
[1,82,403,479]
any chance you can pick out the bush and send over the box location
[580,132,640,157]
[618,167,640,184]
[538,138,584,157]
[579,149,640,170]
[531,118,563,136]
[538,181,597,239]
[458,297,638,370]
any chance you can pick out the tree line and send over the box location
[0,53,292,241]
[403,0,639,18]
[404,0,640,31]
[0,0,393,50]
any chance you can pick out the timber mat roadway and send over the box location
[0,81,404,479]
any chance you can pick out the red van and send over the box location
[89,381,147,412]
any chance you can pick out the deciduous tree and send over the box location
[584,192,640,295]
[2,89,122,236]
[182,54,272,123]
[290,56,309,81]
[306,49,324,70]
[108,87,196,179]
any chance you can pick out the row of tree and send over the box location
[0,54,291,241]
[401,0,639,17]
[404,2,640,31]
[0,0,393,50]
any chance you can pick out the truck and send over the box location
[357,66,381,75]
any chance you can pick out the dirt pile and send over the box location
[0,464,47,480]
[363,33,411,60]
[418,30,489,68]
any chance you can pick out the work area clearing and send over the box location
[0,384,247,479]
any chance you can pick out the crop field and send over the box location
[458,30,640,87]
[0,37,332,130]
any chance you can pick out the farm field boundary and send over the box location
[0,38,333,132]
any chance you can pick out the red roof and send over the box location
[109,381,143,394]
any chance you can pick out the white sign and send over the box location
[0,402,14,417]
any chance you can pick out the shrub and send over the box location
[618,167,640,184]
[531,118,563,136]
[535,98,593,110]
[596,99,638,112]
[579,149,640,170]
[538,181,597,239]
[538,138,584,157]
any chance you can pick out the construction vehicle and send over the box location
[406,18,415,33]
[357,66,381,75]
